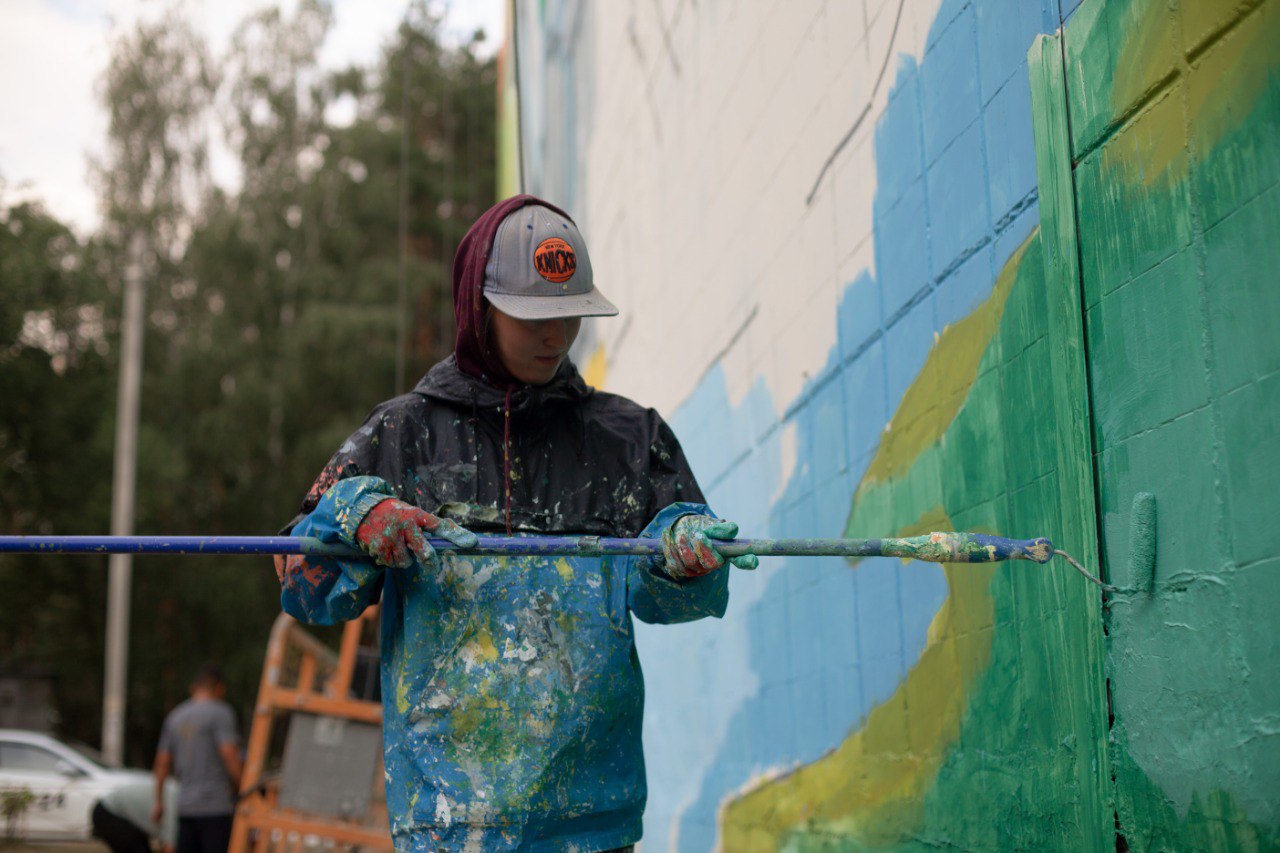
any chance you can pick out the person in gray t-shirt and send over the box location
[152,665,243,853]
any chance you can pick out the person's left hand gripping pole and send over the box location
[355,498,479,568]
[661,515,759,579]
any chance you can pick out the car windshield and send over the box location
[60,738,109,768]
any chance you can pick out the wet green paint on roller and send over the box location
[1125,492,1157,592]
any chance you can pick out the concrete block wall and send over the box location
[510,0,1280,848]
[1061,0,1280,844]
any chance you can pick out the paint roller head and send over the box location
[1128,491,1157,593]
[1026,537,1054,563]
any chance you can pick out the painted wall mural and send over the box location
[507,0,1279,848]
[1066,0,1280,846]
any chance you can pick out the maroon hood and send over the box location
[452,193,577,387]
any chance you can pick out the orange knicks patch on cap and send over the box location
[534,237,576,283]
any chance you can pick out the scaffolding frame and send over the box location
[230,606,391,852]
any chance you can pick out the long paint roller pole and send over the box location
[0,533,1111,588]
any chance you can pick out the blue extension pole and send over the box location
[0,533,1055,564]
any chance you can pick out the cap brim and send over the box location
[484,286,619,320]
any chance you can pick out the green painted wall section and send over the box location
[721,230,1113,850]
[865,232,1110,850]
[1065,0,1280,847]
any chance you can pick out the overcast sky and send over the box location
[0,0,504,236]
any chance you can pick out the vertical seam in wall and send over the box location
[1054,13,1107,586]
[1052,16,1122,847]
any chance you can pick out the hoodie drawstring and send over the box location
[503,385,513,535]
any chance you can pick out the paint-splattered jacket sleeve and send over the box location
[280,475,391,625]
[627,501,730,624]
[624,412,730,624]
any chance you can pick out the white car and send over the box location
[0,728,151,842]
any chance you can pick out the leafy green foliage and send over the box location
[0,199,116,746]
[0,0,495,766]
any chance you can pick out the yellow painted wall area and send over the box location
[580,342,608,390]
[722,508,997,851]
[719,220,1114,847]
[860,235,1030,491]
[722,233,1052,848]
[1072,0,1280,184]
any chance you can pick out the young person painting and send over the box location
[276,194,757,851]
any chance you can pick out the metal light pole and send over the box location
[102,232,146,766]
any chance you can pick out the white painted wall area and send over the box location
[524,0,943,419]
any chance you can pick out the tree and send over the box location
[0,1,498,766]
[0,196,114,741]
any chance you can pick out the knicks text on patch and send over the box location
[534,238,576,283]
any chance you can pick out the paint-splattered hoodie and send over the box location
[278,195,728,851]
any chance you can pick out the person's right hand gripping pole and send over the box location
[355,498,478,567]
[661,515,759,579]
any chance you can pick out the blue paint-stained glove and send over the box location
[661,515,759,578]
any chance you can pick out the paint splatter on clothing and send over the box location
[279,357,728,851]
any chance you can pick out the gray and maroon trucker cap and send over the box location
[482,204,619,319]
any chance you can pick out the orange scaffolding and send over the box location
[230,606,391,852]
